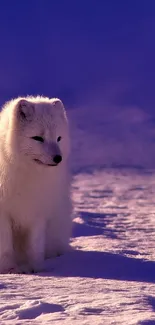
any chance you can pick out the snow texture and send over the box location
[1,103,155,324]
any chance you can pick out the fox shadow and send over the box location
[42,209,155,283]
[49,249,155,284]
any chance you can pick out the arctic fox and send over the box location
[0,96,72,273]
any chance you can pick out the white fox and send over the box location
[0,96,72,273]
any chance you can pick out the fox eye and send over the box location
[57,136,62,142]
[31,136,44,143]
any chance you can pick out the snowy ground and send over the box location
[1,168,155,324]
[1,104,155,324]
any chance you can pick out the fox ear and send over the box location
[16,99,34,121]
[50,98,66,118]
[50,98,64,110]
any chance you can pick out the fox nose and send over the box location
[53,155,62,164]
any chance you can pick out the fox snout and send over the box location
[53,155,62,164]
[35,142,63,167]
[49,143,62,163]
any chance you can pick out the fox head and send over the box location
[3,96,70,168]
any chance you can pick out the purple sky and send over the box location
[0,1,155,111]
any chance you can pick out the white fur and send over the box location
[0,96,72,273]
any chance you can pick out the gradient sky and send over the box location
[0,1,155,111]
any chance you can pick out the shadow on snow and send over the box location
[41,248,155,284]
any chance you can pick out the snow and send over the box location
[1,104,155,324]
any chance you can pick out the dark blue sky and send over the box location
[0,1,155,111]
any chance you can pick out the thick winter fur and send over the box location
[0,96,72,273]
